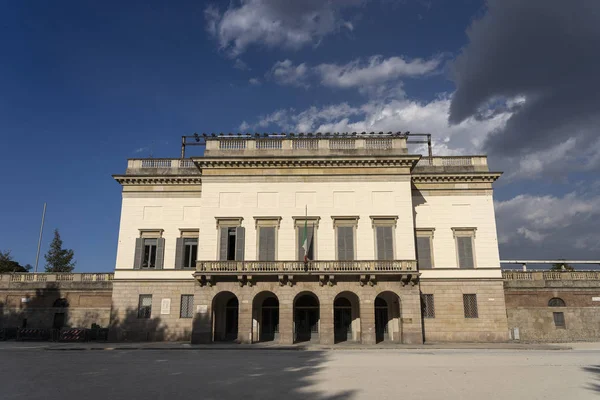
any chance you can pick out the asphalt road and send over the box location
[0,347,598,400]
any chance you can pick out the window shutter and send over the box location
[219,228,228,261]
[376,227,385,260]
[174,238,184,269]
[306,226,314,260]
[155,238,165,269]
[416,237,432,269]
[133,238,144,269]
[457,236,474,269]
[383,226,393,260]
[338,227,354,261]
[259,227,275,261]
[235,226,245,261]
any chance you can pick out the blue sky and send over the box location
[1,0,599,272]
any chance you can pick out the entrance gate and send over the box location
[294,294,319,343]
[334,297,352,343]
[260,297,279,342]
[375,297,389,343]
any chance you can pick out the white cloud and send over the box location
[316,55,442,89]
[267,59,310,88]
[239,121,250,131]
[249,78,261,86]
[233,59,249,70]
[495,192,600,257]
[205,0,363,57]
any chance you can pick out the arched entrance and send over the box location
[252,292,279,343]
[374,291,401,343]
[294,292,319,343]
[334,292,360,343]
[212,292,239,342]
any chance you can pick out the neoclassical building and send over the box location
[111,133,508,344]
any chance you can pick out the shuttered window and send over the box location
[258,226,276,261]
[553,312,565,328]
[142,239,157,269]
[416,236,433,269]
[180,295,194,318]
[337,226,355,261]
[376,226,394,260]
[218,226,245,261]
[457,236,474,269]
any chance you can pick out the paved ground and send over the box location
[0,346,598,399]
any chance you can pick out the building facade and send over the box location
[111,133,509,344]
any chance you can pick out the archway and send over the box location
[252,291,279,343]
[374,291,401,343]
[294,292,319,343]
[212,292,239,342]
[334,292,360,343]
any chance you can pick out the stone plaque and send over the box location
[197,305,208,313]
[592,297,600,302]
[160,298,171,315]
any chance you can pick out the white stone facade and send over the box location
[111,133,509,343]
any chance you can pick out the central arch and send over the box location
[252,291,280,343]
[294,292,320,343]
[212,292,239,342]
[374,291,401,343]
[334,291,360,343]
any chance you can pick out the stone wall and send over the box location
[420,279,509,342]
[503,271,600,342]
[0,274,113,330]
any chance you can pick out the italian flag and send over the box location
[302,206,309,262]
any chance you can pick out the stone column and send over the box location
[320,298,334,345]
[360,297,376,345]
[278,297,294,345]
[400,286,424,344]
[191,285,212,344]
[238,297,253,344]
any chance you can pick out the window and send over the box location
[216,218,245,261]
[553,312,566,328]
[134,230,164,269]
[138,295,152,319]
[422,294,435,318]
[143,239,158,268]
[255,217,281,261]
[184,239,198,268]
[416,229,435,269]
[371,217,397,261]
[453,228,476,269]
[180,295,194,318]
[333,217,358,261]
[548,298,566,307]
[294,217,319,261]
[175,231,198,269]
[463,294,478,318]
[258,227,276,261]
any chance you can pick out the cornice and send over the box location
[113,175,202,185]
[193,156,419,169]
[412,172,502,184]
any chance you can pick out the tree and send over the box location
[550,262,574,271]
[44,229,76,272]
[0,250,30,273]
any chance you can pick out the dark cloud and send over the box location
[449,0,600,158]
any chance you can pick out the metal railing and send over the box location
[196,260,417,273]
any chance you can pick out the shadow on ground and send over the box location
[583,364,600,393]
[0,349,356,400]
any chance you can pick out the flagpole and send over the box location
[34,202,47,273]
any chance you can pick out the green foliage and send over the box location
[44,229,76,272]
[550,262,574,271]
[0,250,30,273]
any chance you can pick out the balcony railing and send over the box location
[502,270,600,281]
[416,156,488,167]
[2,273,114,283]
[196,260,417,273]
